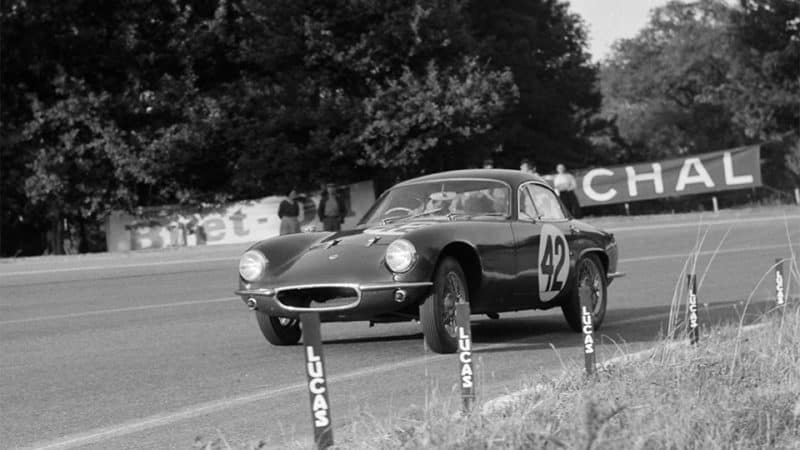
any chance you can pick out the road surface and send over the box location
[1,207,798,449]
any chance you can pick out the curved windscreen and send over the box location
[359,179,510,226]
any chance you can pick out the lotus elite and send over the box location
[236,169,622,354]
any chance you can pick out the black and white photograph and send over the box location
[1,0,798,448]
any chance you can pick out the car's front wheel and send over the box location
[562,253,607,332]
[421,257,468,354]
[255,311,302,345]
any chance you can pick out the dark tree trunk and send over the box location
[53,213,64,255]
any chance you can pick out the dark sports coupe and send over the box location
[236,169,622,353]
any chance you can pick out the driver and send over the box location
[423,197,453,213]
[463,190,495,214]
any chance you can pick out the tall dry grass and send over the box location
[341,304,800,449]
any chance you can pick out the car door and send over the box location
[510,182,573,307]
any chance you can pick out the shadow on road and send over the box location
[313,298,779,352]
[324,332,423,346]
[473,298,778,355]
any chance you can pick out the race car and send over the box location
[235,169,622,353]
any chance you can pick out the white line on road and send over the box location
[25,341,501,450]
[605,214,800,233]
[3,213,797,277]
[606,301,739,327]
[618,243,799,264]
[0,297,238,325]
[0,256,236,277]
[27,300,761,449]
[22,293,775,450]
[5,244,794,324]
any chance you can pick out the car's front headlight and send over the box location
[239,250,268,282]
[385,239,417,273]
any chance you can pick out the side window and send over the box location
[529,184,567,220]
[518,185,540,219]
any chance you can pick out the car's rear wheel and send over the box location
[421,257,467,354]
[562,253,607,332]
[255,311,302,345]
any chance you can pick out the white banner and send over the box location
[106,181,375,252]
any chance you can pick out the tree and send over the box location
[600,0,746,162]
[21,75,149,252]
[466,0,602,170]
[723,0,799,140]
[1,0,248,254]
[599,0,799,169]
[356,58,518,176]
[1,0,596,255]
[226,0,518,191]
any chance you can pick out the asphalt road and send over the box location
[2,207,798,449]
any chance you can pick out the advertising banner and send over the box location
[576,145,762,206]
[106,181,375,252]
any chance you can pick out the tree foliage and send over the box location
[356,58,518,173]
[599,0,799,165]
[467,0,601,169]
[725,0,799,140]
[4,0,598,255]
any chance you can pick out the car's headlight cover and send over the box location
[385,239,417,273]
[239,250,268,282]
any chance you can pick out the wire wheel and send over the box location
[578,255,605,316]
[421,257,468,353]
[277,317,298,327]
[255,311,302,345]
[441,271,465,338]
[562,253,607,332]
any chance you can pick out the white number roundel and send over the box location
[538,224,570,301]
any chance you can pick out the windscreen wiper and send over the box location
[382,208,444,225]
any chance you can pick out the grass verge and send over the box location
[195,304,800,449]
[341,305,800,449]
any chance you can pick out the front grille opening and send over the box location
[276,287,359,310]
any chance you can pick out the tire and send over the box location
[421,257,468,354]
[561,253,607,332]
[255,310,302,346]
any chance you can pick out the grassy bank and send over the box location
[196,304,800,449]
[338,306,800,449]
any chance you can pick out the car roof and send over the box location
[394,168,546,188]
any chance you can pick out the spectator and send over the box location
[278,188,302,235]
[482,158,494,169]
[553,163,581,218]
[520,158,539,176]
[317,183,346,231]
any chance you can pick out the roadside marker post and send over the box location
[686,274,699,345]
[775,258,786,307]
[579,286,596,376]
[455,302,475,412]
[299,312,334,449]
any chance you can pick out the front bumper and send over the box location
[606,271,625,284]
[235,281,433,321]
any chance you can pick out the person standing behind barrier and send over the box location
[554,163,581,218]
[520,158,539,176]
[318,183,346,232]
[278,188,302,235]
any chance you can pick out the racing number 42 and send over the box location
[541,234,567,292]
